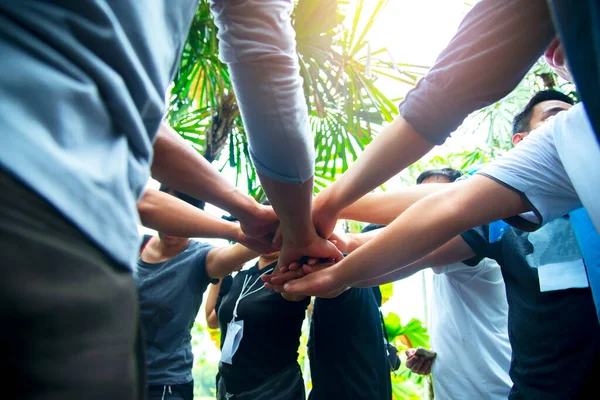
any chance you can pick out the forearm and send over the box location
[340,184,451,225]
[205,280,222,329]
[151,123,258,220]
[211,243,259,270]
[329,176,528,286]
[316,116,433,221]
[260,173,317,245]
[138,189,242,241]
[354,236,476,287]
[355,263,425,287]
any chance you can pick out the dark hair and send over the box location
[512,90,574,135]
[159,184,205,210]
[416,168,462,185]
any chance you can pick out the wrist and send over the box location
[282,227,318,248]
[229,192,258,222]
[228,224,245,244]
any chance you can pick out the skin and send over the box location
[137,189,278,255]
[151,123,279,244]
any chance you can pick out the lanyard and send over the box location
[230,267,273,322]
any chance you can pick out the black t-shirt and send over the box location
[461,219,600,400]
[216,263,309,394]
[308,287,392,400]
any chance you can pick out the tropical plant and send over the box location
[383,312,431,399]
[166,0,427,200]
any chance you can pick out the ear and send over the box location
[512,132,526,146]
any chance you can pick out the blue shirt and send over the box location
[0,1,198,269]
[136,239,215,385]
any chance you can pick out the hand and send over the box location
[277,263,349,298]
[237,201,279,244]
[276,234,343,273]
[405,349,433,375]
[328,232,354,254]
[312,190,342,239]
[236,231,279,255]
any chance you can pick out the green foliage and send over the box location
[382,312,431,398]
[167,0,424,199]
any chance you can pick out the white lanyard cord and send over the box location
[231,268,273,322]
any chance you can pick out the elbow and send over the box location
[137,190,161,226]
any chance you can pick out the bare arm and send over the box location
[313,117,434,236]
[151,123,278,239]
[312,0,553,238]
[137,189,277,255]
[339,183,452,225]
[205,279,222,330]
[284,175,529,297]
[354,236,476,287]
[205,243,258,279]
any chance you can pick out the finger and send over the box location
[306,257,319,266]
[405,349,416,358]
[263,282,273,290]
[283,271,337,297]
[261,274,272,284]
[288,262,302,271]
[269,269,306,285]
[302,264,314,274]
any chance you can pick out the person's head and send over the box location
[157,184,206,245]
[416,168,462,185]
[511,90,574,145]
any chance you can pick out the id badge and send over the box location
[220,320,244,364]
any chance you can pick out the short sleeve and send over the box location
[190,242,218,288]
[460,225,492,265]
[476,110,581,231]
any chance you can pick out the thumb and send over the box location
[283,275,310,294]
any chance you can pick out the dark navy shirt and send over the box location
[462,222,600,399]
[308,287,392,400]
[216,263,310,394]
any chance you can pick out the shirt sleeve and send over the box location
[399,0,554,145]
[476,109,581,231]
[460,225,492,265]
[191,242,219,288]
[209,0,314,184]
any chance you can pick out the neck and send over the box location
[258,256,278,270]
[157,238,189,258]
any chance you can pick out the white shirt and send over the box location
[477,103,600,234]
[429,259,512,400]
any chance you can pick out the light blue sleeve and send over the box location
[476,111,581,229]
[209,0,314,184]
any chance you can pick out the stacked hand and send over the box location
[236,201,280,246]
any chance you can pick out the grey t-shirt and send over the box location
[136,238,215,385]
